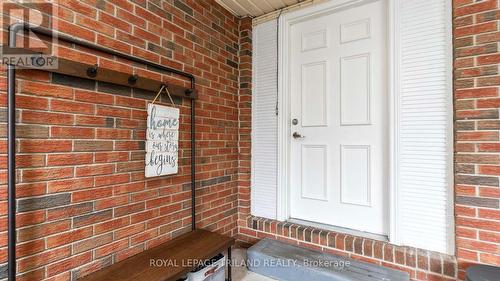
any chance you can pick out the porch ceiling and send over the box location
[215,0,302,17]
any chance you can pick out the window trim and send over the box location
[276,0,454,254]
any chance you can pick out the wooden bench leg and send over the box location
[227,246,232,281]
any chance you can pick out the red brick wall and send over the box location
[237,1,500,281]
[237,17,252,230]
[0,0,242,280]
[453,0,500,278]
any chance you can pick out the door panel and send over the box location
[340,145,371,206]
[289,0,387,235]
[340,54,371,125]
[301,62,327,127]
[301,145,328,201]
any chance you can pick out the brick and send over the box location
[406,248,417,267]
[477,53,500,65]
[478,209,500,220]
[457,226,477,238]
[478,143,500,152]
[99,11,132,33]
[95,173,130,187]
[59,0,97,17]
[477,98,500,108]
[73,210,112,228]
[16,183,47,198]
[52,100,95,115]
[94,217,130,234]
[75,14,114,37]
[383,244,394,262]
[455,44,497,58]
[18,220,71,242]
[417,250,429,270]
[479,186,500,197]
[16,124,49,139]
[456,175,499,187]
[96,105,131,118]
[457,238,500,253]
[47,202,94,221]
[456,195,499,208]
[95,239,129,258]
[454,22,497,37]
[74,140,113,151]
[96,128,131,139]
[47,227,93,248]
[16,95,49,110]
[456,109,499,120]
[476,9,500,23]
[479,231,500,243]
[97,34,132,54]
[46,252,92,277]
[455,205,476,217]
[73,233,113,254]
[51,126,95,139]
[477,76,500,87]
[22,167,74,182]
[95,151,129,163]
[457,217,500,232]
[455,0,498,17]
[456,131,498,141]
[75,164,114,177]
[478,120,500,130]
[17,193,71,212]
[477,31,500,44]
[72,187,113,203]
[20,140,72,153]
[75,116,114,128]
[47,153,94,166]
[21,111,74,125]
[71,256,112,280]
[429,253,442,274]
[456,154,500,164]
[57,46,98,65]
[373,241,383,259]
[456,88,498,99]
[75,90,114,105]
[0,155,45,169]
[17,246,71,273]
[47,178,94,193]
[21,81,73,99]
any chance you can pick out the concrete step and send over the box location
[247,238,409,281]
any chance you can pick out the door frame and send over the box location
[277,0,396,242]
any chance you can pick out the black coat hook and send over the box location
[128,74,138,85]
[86,64,98,78]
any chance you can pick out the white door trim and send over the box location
[277,0,394,241]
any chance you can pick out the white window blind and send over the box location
[395,0,453,254]
[251,19,278,219]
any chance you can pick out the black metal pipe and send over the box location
[191,99,196,230]
[7,22,25,281]
[6,22,198,280]
[7,49,17,281]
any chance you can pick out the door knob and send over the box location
[293,132,305,139]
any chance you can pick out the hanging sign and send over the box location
[145,103,179,177]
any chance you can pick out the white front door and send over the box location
[289,0,388,235]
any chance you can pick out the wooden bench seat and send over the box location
[79,229,235,281]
